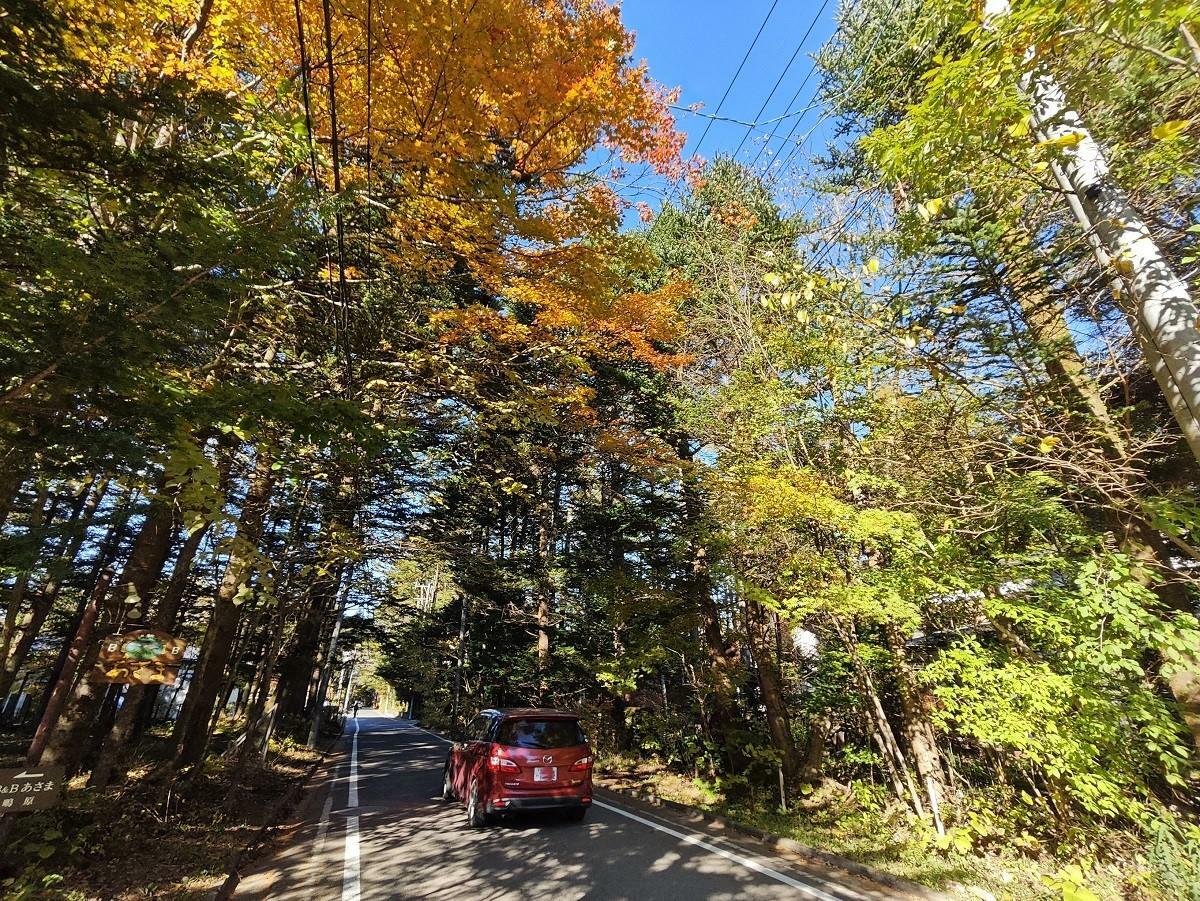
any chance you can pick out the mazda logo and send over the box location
[542,755,553,763]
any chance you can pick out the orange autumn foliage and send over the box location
[57,0,687,366]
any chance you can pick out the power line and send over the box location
[747,68,819,170]
[746,1,876,171]
[690,0,782,160]
[649,0,782,233]
[774,7,929,179]
[733,0,833,160]
[754,0,907,176]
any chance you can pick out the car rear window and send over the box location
[494,718,586,749]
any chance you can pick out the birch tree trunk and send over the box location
[982,0,1200,753]
[985,0,1200,461]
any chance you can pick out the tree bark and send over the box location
[34,486,137,727]
[27,570,113,765]
[240,606,291,762]
[0,447,29,530]
[799,713,830,785]
[39,480,180,773]
[1001,230,1200,753]
[531,464,559,705]
[0,484,53,675]
[677,439,747,773]
[0,478,107,701]
[885,624,949,827]
[833,618,930,823]
[745,595,798,781]
[172,447,274,769]
[985,0,1200,460]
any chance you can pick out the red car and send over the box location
[442,708,593,827]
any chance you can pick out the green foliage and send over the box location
[1143,816,1200,901]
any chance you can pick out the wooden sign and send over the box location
[0,766,65,813]
[92,629,187,685]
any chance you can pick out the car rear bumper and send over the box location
[487,795,591,813]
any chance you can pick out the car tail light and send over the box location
[487,754,520,773]
[569,755,593,772]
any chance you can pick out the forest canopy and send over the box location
[2,0,1200,898]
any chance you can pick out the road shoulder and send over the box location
[227,732,350,900]
[592,783,945,901]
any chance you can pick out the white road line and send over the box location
[411,723,452,744]
[315,793,333,852]
[342,817,360,901]
[342,717,361,901]
[348,717,360,807]
[593,800,846,901]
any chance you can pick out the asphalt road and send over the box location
[236,713,911,901]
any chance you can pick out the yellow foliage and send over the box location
[1037,131,1087,150]
[1151,119,1190,141]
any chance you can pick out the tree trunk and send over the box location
[0,448,29,530]
[533,469,558,705]
[275,575,336,721]
[799,713,830,785]
[0,484,53,675]
[677,439,747,772]
[307,574,351,748]
[885,624,949,826]
[112,482,179,622]
[240,607,291,762]
[1002,231,1200,753]
[833,618,930,823]
[27,570,114,765]
[172,448,274,770]
[34,486,137,727]
[208,607,260,737]
[986,0,1200,460]
[0,478,108,700]
[745,595,798,781]
[39,480,180,773]
[132,448,235,737]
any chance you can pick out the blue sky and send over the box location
[616,0,842,211]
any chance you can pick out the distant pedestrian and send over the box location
[352,701,361,717]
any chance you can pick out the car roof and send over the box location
[479,707,578,720]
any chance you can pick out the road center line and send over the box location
[342,717,361,901]
[592,800,845,901]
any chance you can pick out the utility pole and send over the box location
[985,0,1200,462]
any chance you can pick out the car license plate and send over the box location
[533,766,557,783]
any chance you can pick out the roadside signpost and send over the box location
[0,766,65,814]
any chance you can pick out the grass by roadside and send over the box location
[594,757,1137,901]
[0,732,328,900]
